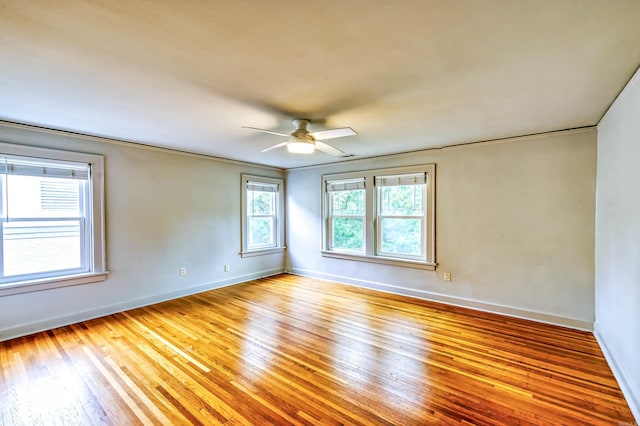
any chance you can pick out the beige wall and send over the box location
[0,123,285,340]
[595,68,640,421]
[286,129,597,329]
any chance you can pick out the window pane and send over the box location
[332,190,365,215]
[332,217,364,250]
[6,175,81,219]
[380,217,421,255]
[248,217,274,248]
[248,191,274,216]
[380,185,423,216]
[3,220,82,276]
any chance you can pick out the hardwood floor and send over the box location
[0,274,634,425]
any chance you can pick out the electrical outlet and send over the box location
[180,267,187,276]
[224,264,230,272]
[444,272,452,281]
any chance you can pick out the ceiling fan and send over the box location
[243,119,357,156]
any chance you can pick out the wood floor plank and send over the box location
[0,274,635,425]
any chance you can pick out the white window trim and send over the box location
[321,164,436,270]
[0,141,107,297]
[240,174,285,257]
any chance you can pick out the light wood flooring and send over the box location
[0,274,635,425]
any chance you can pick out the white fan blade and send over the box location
[315,141,345,156]
[260,141,288,152]
[309,127,357,140]
[242,126,290,137]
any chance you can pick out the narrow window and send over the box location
[241,174,285,256]
[376,173,427,261]
[247,181,278,250]
[326,178,366,252]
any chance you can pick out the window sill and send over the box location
[321,251,436,270]
[0,271,109,297]
[240,247,286,258]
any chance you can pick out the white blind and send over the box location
[326,178,365,192]
[375,172,426,187]
[247,181,279,192]
[0,155,90,180]
[40,180,80,211]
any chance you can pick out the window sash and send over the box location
[248,190,276,216]
[377,215,426,260]
[328,190,366,216]
[247,216,276,249]
[2,175,87,220]
[0,217,89,282]
[328,216,365,252]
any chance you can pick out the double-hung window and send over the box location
[322,164,435,270]
[376,173,427,260]
[0,142,106,296]
[241,174,285,256]
[326,178,366,252]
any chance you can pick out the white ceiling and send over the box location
[1,1,639,169]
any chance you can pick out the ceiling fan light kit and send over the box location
[287,140,315,154]
[244,119,357,156]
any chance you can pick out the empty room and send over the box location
[1,1,639,424]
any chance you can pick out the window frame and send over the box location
[321,164,436,270]
[0,141,107,297]
[241,174,285,257]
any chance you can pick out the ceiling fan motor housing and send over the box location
[291,119,314,142]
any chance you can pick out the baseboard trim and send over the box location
[594,325,640,424]
[0,268,284,342]
[290,268,593,331]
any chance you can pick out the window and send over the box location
[376,173,426,260]
[322,165,435,269]
[326,178,366,252]
[247,182,277,249]
[241,174,285,256]
[0,142,106,296]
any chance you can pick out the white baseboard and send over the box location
[290,267,594,331]
[0,267,284,342]
[594,326,640,424]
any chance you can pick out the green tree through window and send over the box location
[247,190,276,248]
[379,185,424,256]
[332,189,365,250]
[328,181,365,251]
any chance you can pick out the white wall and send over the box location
[595,68,640,421]
[286,129,597,330]
[0,122,285,340]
